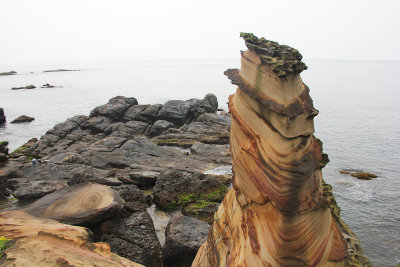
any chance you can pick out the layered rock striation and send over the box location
[193,33,371,266]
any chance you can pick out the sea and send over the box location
[0,59,399,266]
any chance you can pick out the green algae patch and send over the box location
[163,185,228,212]
[0,236,12,258]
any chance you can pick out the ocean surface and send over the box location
[1,59,399,266]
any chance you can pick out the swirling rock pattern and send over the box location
[192,34,371,266]
[25,182,124,226]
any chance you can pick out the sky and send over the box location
[1,0,399,66]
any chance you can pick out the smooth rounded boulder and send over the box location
[25,182,124,225]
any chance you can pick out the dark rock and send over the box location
[163,213,210,267]
[46,119,80,138]
[0,107,6,124]
[107,121,149,138]
[41,83,57,88]
[152,113,231,148]
[0,71,17,76]
[13,180,68,200]
[157,100,194,126]
[100,212,163,267]
[339,170,378,180]
[83,116,113,133]
[0,141,9,155]
[25,183,124,226]
[43,69,79,72]
[92,177,123,186]
[112,184,148,214]
[11,85,36,90]
[90,96,138,121]
[153,170,230,211]
[135,104,163,124]
[129,170,160,189]
[122,104,149,122]
[148,120,174,137]
[182,201,219,224]
[11,115,35,123]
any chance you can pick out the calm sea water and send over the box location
[1,59,399,266]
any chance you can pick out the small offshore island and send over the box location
[0,34,372,266]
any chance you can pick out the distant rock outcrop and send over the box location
[0,71,17,76]
[193,33,371,266]
[11,85,36,90]
[11,115,35,123]
[0,108,5,124]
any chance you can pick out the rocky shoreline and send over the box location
[0,93,231,266]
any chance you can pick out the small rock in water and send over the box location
[339,170,378,180]
[11,115,35,124]
[0,107,6,124]
[41,83,57,88]
[11,84,36,90]
[0,71,17,76]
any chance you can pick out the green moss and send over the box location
[0,141,8,146]
[193,200,216,210]
[165,200,177,210]
[152,138,180,145]
[0,236,12,258]
[204,185,228,202]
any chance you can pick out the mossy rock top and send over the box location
[240,32,307,77]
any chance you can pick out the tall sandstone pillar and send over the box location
[192,33,371,267]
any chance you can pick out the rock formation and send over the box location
[193,33,371,266]
[11,115,35,123]
[0,210,143,266]
[0,107,5,124]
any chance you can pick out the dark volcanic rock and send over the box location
[135,104,163,124]
[112,184,148,214]
[148,120,174,137]
[163,213,210,267]
[11,115,35,123]
[0,107,6,124]
[90,96,138,121]
[153,170,230,211]
[84,116,113,133]
[100,212,163,267]
[157,94,219,126]
[13,180,68,200]
[129,170,160,189]
[152,113,231,147]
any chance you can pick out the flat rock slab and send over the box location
[25,182,124,225]
[0,210,89,240]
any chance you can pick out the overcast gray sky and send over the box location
[1,0,399,65]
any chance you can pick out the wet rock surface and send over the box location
[0,94,232,266]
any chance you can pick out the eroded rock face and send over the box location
[193,34,371,266]
[0,210,143,267]
[0,107,6,124]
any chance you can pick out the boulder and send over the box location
[107,121,149,138]
[10,115,35,123]
[0,107,6,124]
[25,183,124,226]
[190,142,231,165]
[100,212,163,267]
[163,213,210,267]
[90,96,138,121]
